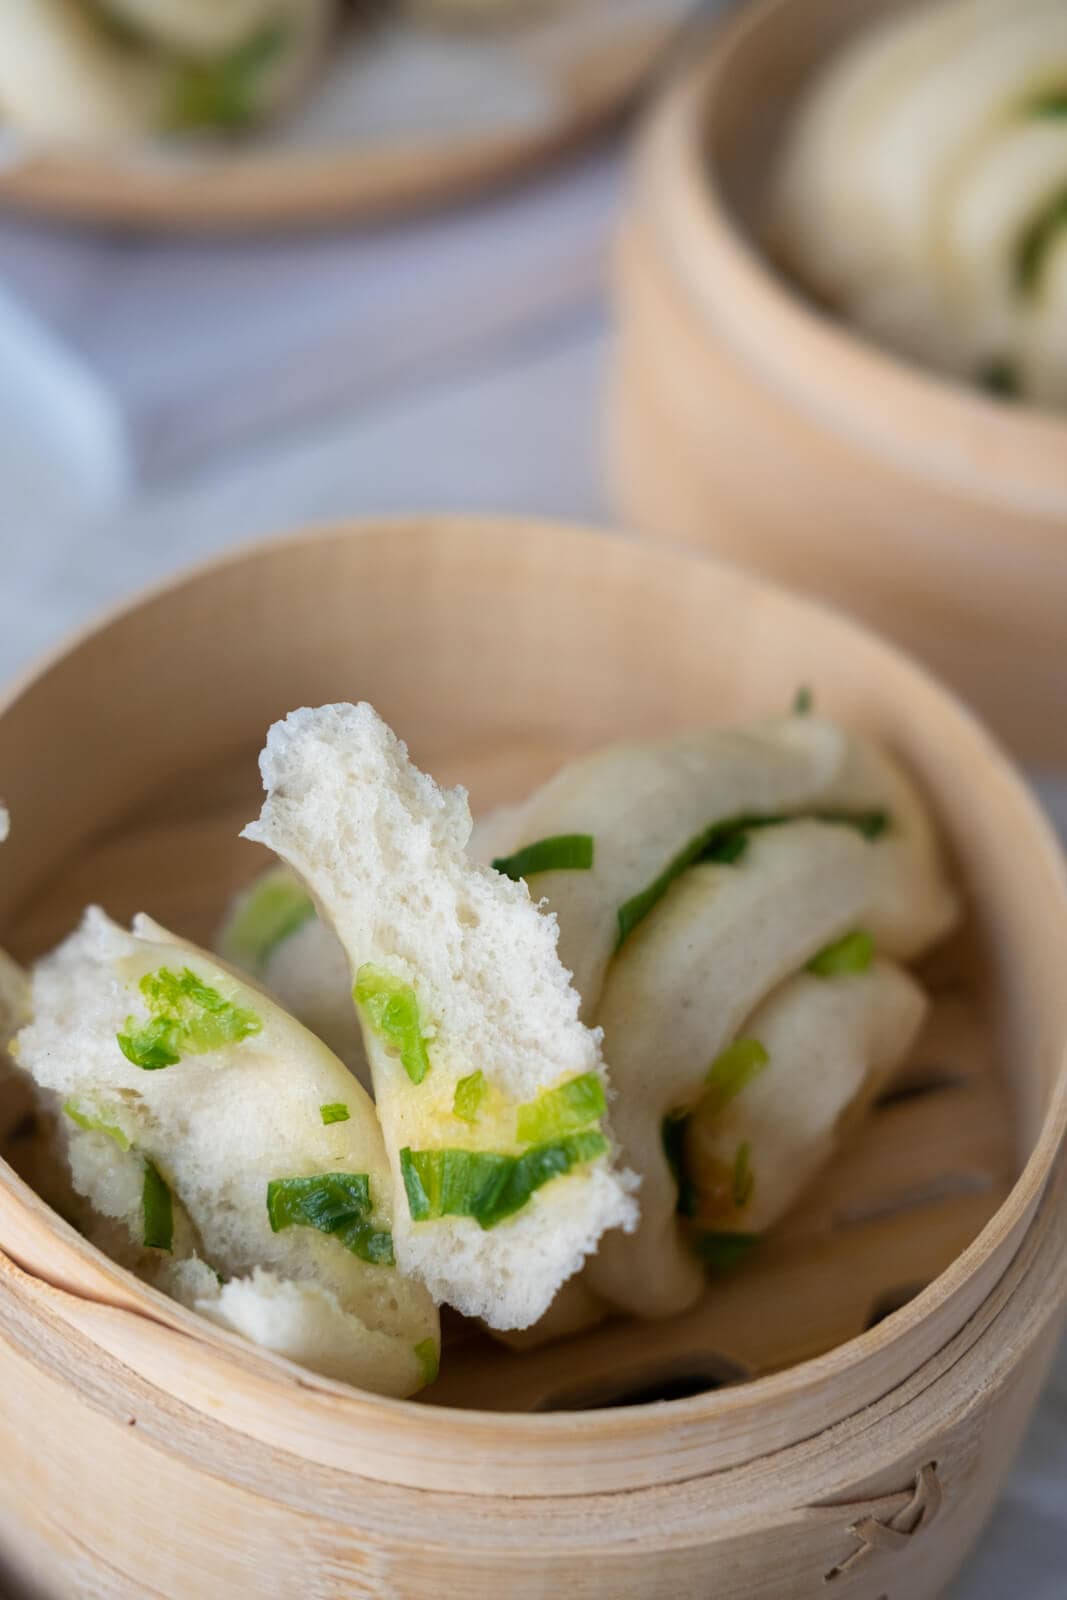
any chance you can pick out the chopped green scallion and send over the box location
[515,1072,605,1144]
[414,1337,440,1386]
[142,1160,174,1252]
[792,686,814,715]
[63,1100,131,1151]
[807,929,875,978]
[696,1232,760,1273]
[977,358,1020,399]
[117,966,261,1070]
[117,1015,182,1071]
[732,1142,755,1209]
[616,810,889,948]
[167,24,290,132]
[453,1071,488,1125]
[354,966,431,1085]
[1028,87,1067,119]
[492,834,595,881]
[702,1038,770,1119]
[661,1112,697,1218]
[1016,188,1067,299]
[320,1102,351,1126]
[267,1172,394,1266]
[400,1131,608,1232]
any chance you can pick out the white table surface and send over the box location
[0,134,1063,1600]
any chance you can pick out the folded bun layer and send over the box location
[488,714,957,1327]
[14,907,439,1396]
[243,704,638,1332]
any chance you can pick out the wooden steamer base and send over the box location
[0,520,1063,1597]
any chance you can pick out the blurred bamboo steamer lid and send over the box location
[0,517,1064,1598]
[608,0,1067,767]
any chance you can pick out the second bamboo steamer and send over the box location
[608,0,1067,765]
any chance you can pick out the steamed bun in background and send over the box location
[772,0,1067,408]
[0,0,335,141]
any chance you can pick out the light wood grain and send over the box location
[608,0,1067,765]
[0,519,1063,1595]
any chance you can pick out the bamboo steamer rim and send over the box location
[0,514,1064,1497]
[0,108,614,232]
[632,0,1067,524]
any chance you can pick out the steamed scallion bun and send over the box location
[487,710,958,1328]
[14,908,439,1396]
[0,0,334,142]
[243,703,638,1333]
[771,0,1067,406]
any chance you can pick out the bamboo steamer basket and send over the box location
[0,10,674,230]
[608,0,1067,767]
[0,516,1063,1599]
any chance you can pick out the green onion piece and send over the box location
[696,1232,760,1273]
[492,834,595,881]
[616,840,712,948]
[142,1160,174,1252]
[515,1072,606,1144]
[814,808,889,841]
[1028,87,1067,118]
[167,24,290,132]
[354,966,431,1086]
[792,686,813,715]
[1016,187,1067,299]
[320,1102,351,1126]
[453,1071,488,1125]
[117,966,261,1070]
[702,1038,770,1119]
[732,1142,755,1209]
[616,810,890,949]
[977,358,1020,399]
[400,1131,608,1232]
[91,7,143,46]
[63,1100,131,1151]
[414,1337,440,1386]
[220,869,316,973]
[661,1113,697,1218]
[701,831,751,866]
[117,1015,182,1071]
[267,1173,394,1266]
[807,929,875,978]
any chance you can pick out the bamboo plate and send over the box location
[608,0,1067,766]
[0,8,682,230]
[0,517,1064,1598]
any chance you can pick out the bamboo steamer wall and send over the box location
[608,0,1067,767]
[0,519,1063,1599]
